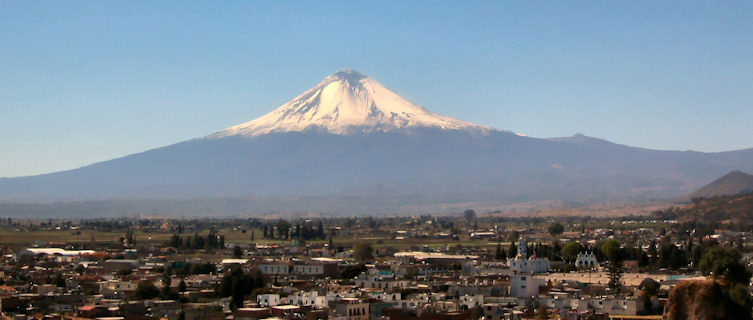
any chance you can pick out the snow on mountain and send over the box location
[211,69,495,137]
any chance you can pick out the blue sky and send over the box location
[2,1,752,177]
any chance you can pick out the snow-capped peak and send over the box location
[211,69,495,137]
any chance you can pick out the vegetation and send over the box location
[654,192,753,223]
[667,246,753,319]
[353,242,374,262]
[219,266,265,309]
[135,281,160,300]
[547,222,564,236]
[340,264,367,279]
[699,246,751,286]
[600,239,623,291]
[167,230,225,250]
[561,242,583,263]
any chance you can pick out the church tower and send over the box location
[517,238,527,258]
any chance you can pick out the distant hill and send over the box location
[654,192,753,223]
[690,170,753,199]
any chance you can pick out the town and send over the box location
[1,208,750,320]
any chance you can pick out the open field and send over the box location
[0,226,514,251]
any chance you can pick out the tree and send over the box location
[655,237,687,270]
[548,222,564,236]
[233,245,243,258]
[463,209,476,222]
[168,234,182,248]
[647,239,658,267]
[135,281,160,300]
[561,242,583,263]
[699,246,751,285]
[600,239,623,291]
[317,221,325,239]
[340,264,367,279]
[495,241,507,260]
[178,279,187,293]
[219,267,265,309]
[507,242,518,258]
[125,227,135,247]
[640,278,659,311]
[276,219,291,239]
[353,242,374,262]
[53,273,66,288]
[600,239,622,263]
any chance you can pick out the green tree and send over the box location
[219,267,265,309]
[135,281,160,300]
[53,273,66,288]
[561,242,583,263]
[353,242,374,262]
[548,222,564,236]
[232,245,243,258]
[699,246,751,285]
[600,239,623,291]
[276,219,292,239]
[507,241,518,258]
[495,241,507,260]
[178,279,187,293]
[658,237,688,270]
[600,239,622,263]
[640,278,659,311]
[340,264,367,279]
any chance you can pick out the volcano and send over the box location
[1,70,752,216]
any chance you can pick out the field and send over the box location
[0,226,513,252]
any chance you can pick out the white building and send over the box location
[259,263,289,275]
[354,275,409,290]
[292,264,323,276]
[288,291,327,308]
[257,294,281,307]
[507,238,549,274]
[575,251,598,268]
[470,231,496,239]
[459,294,484,309]
[509,274,546,298]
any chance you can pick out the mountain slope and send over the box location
[690,170,753,198]
[1,70,753,216]
[654,191,753,223]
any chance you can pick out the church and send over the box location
[506,238,550,274]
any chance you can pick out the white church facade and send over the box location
[506,238,549,274]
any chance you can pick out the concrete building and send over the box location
[257,294,281,307]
